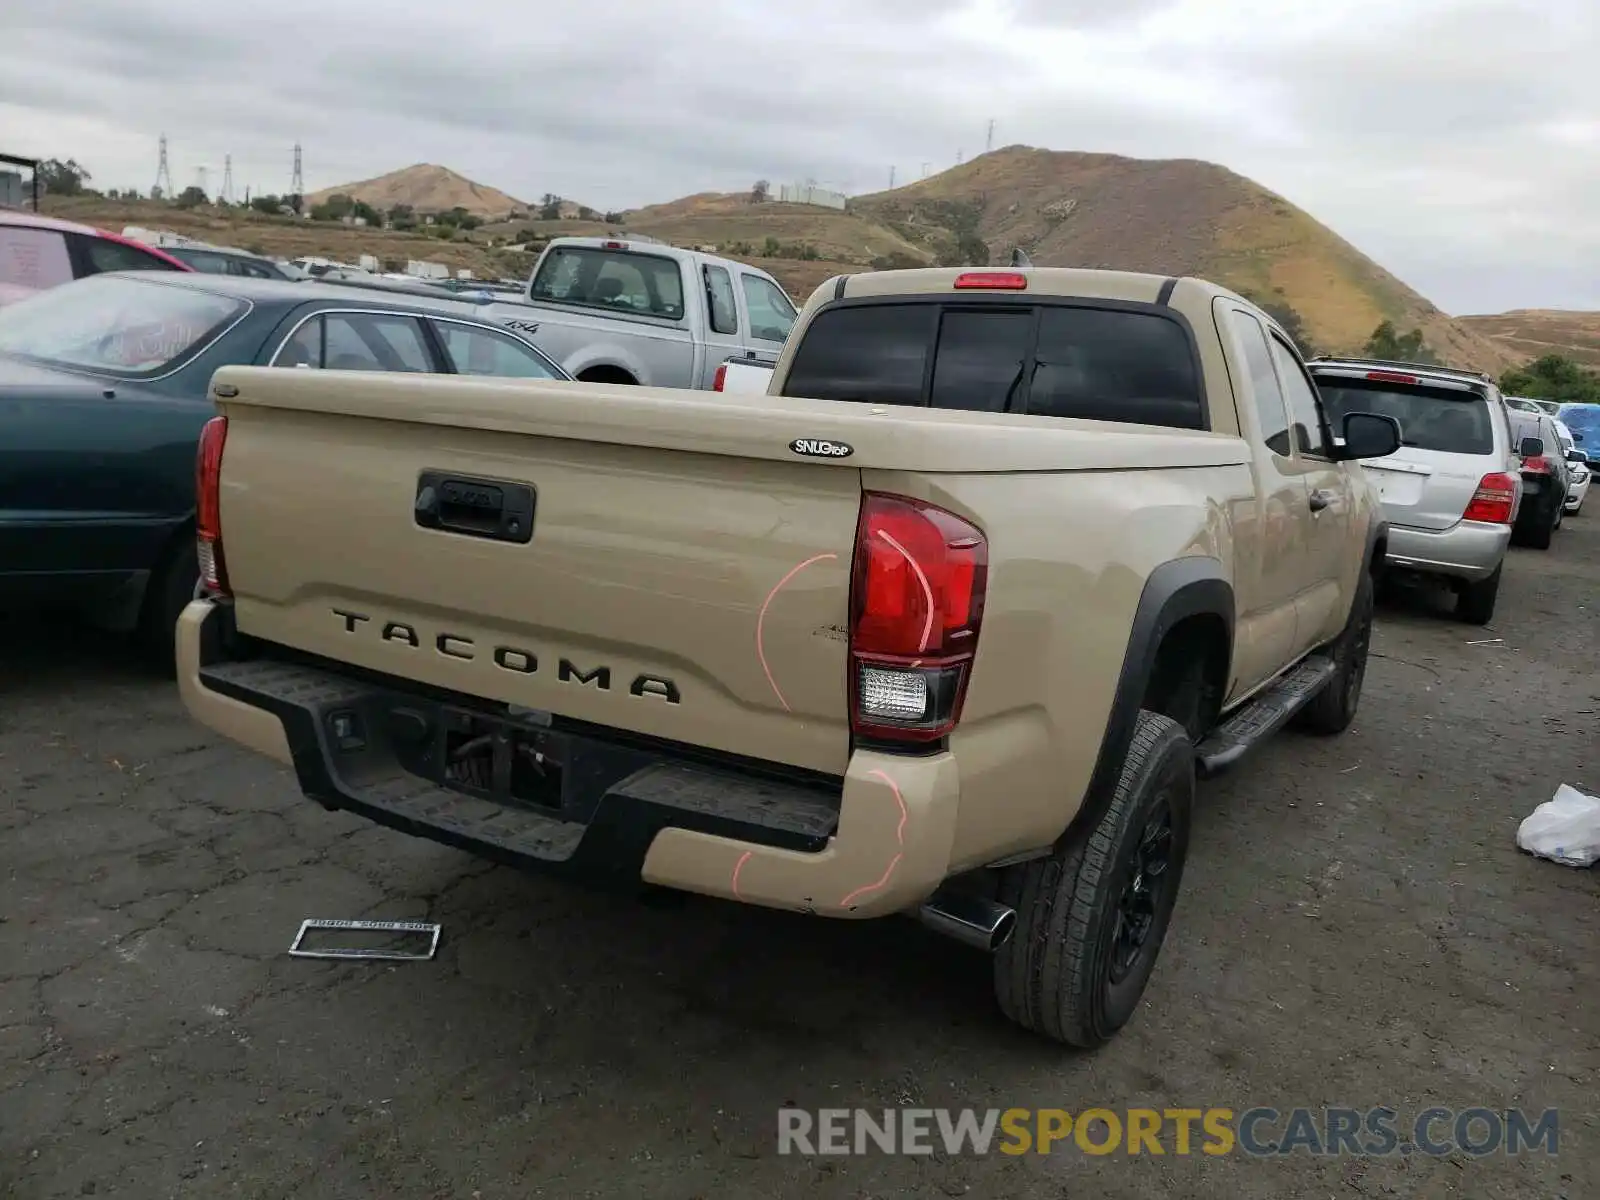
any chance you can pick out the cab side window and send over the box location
[1229,310,1293,457]
[1269,334,1331,457]
[703,265,738,335]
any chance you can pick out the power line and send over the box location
[153,134,172,199]
[290,143,304,214]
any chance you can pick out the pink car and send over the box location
[0,210,192,307]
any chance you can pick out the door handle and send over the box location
[1309,488,1337,513]
[415,471,535,544]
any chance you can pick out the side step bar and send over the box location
[1194,656,1337,779]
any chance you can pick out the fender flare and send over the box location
[1364,516,1390,577]
[1066,557,1235,843]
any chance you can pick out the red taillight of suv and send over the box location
[196,415,230,596]
[1463,471,1517,524]
[848,493,988,744]
[1520,454,1550,474]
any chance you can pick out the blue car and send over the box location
[0,270,570,664]
[1556,403,1600,466]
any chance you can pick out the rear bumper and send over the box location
[1384,520,1510,582]
[176,600,958,918]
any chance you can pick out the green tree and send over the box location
[310,193,354,221]
[38,158,92,197]
[1499,354,1600,405]
[539,193,563,221]
[249,194,283,215]
[1363,319,1439,365]
[175,185,209,208]
[936,231,989,267]
[603,210,623,223]
[387,203,416,229]
[750,180,770,203]
[761,235,782,257]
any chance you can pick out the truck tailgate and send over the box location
[209,371,864,776]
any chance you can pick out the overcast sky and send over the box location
[3,0,1595,313]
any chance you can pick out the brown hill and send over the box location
[306,163,530,219]
[1458,310,1600,369]
[846,146,1516,373]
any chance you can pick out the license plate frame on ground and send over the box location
[287,918,442,961]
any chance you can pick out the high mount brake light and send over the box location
[952,271,1028,290]
[848,493,988,744]
[1463,471,1516,524]
[600,240,628,250]
[712,363,728,391]
[1366,370,1419,385]
[196,415,230,596]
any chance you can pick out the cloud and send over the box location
[2,0,1595,312]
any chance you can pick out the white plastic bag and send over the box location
[1516,785,1600,867]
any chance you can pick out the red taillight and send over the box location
[1521,455,1550,473]
[848,493,987,744]
[713,363,727,391]
[952,271,1028,290]
[196,415,230,595]
[1463,471,1516,524]
[1366,370,1419,384]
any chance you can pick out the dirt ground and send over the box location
[2,523,1596,1199]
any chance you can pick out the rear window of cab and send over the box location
[780,301,1206,430]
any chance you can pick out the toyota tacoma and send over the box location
[177,264,1400,1047]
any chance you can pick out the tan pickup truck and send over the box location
[178,265,1401,1047]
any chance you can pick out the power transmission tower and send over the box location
[889,166,896,190]
[921,162,931,179]
[986,119,995,152]
[195,166,208,198]
[153,134,172,199]
[221,155,234,204]
[957,148,964,165]
[290,143,304,214]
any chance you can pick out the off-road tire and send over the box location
[1297,570,1375,735]
[136,537,198,673]
[992,710,1193,1049]
[1455,564,1502,626]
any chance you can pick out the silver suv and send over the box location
[1307,357,1524,624]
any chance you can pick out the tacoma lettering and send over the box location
[325,609,673,697]
[558,660,611,689]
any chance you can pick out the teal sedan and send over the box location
[0,270,568,665]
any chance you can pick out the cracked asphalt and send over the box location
[3,521,1597,1200]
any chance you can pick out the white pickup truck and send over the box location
[490,237,798,389]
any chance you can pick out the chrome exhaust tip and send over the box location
[916,888,1017,953]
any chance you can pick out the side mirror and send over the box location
[1337,411,1402,460]
[1518,436,1544,458]
[1567,449,1587,463]
[1573,432,1585,444]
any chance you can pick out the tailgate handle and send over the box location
[414,471,535,544]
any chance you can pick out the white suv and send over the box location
[1307,358,1526,624]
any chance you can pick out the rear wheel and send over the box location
[992,711,1193,1048]
[136,537,198,672]
[1525,507,1554,549]
[1297,570,1374,735]
[1455,564,1502,626]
